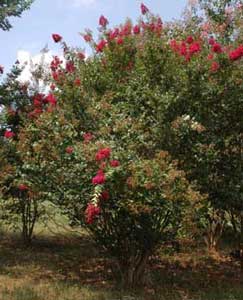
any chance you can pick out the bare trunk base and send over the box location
[115,253,150,289]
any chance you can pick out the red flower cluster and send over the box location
[229,45,243,61]
[66,146,74,154]
[74,78,81,86]
[133,25,140,35]
[52,70,64,82]
[212,43,223,54]
[92,170,106,185]
[211,61,220,73]
[141,19,163,35]
[77,52,85,60]
[110,160,120,167]
[18,184,28,191]
[109,28,119,40]
[207,54,214,60]
[4,130,14,139]
[96,39,107,52]
[170,39,201,61]
[99,161,107,169]
[209,37,215,45]
[170,40,180,52]
[107,23,136,45]
[28,108,43,119]
[45,94,57,106]
[120,23,132,36]
[83,132,93,143]
[85,203,101,224]
[93,11,162,53]
[33,93,45,107]
[186,36,194,44]
[52,34,62,43]
[50,83,56,90]
[87,149,121,223]
[117,37,124,45]
[99,15,108,27]
[50,56,62,72]
[189,42,201,55]
[100,190,109,201]
[83,34,92,42]
[66,61,75,73]
[29,93,56,118]
[95,148,111,161]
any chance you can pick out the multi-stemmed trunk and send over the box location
[21,198,38,245]
[204,209,225,253]
[114,251,150,288]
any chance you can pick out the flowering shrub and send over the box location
[1,0,243,285]
[27,0,242,285]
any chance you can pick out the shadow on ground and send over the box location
[0,233,242,300]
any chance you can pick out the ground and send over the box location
[0,223,242,300]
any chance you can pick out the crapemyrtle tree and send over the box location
[46,1,243,279]
[40,5,204,287]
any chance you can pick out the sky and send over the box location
[0,0,187,76]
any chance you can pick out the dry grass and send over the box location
[0,227,242,300]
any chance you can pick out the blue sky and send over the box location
[0,0,187,73]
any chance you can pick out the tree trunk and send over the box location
[240,211,243,277]
[204,210,225,253]
[21,199,38,246]
[118,252,150,288]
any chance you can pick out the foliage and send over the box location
[0,61,51,244]
[0,0,34,31]
[0,0,243,286]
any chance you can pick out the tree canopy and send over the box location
[0,0,34,30]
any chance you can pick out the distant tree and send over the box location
[0,58,50,245]
[198,0,241,40]
[0,0,34,31]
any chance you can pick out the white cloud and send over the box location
[17,50,53,84]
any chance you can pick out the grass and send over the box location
[0,220,242,300]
